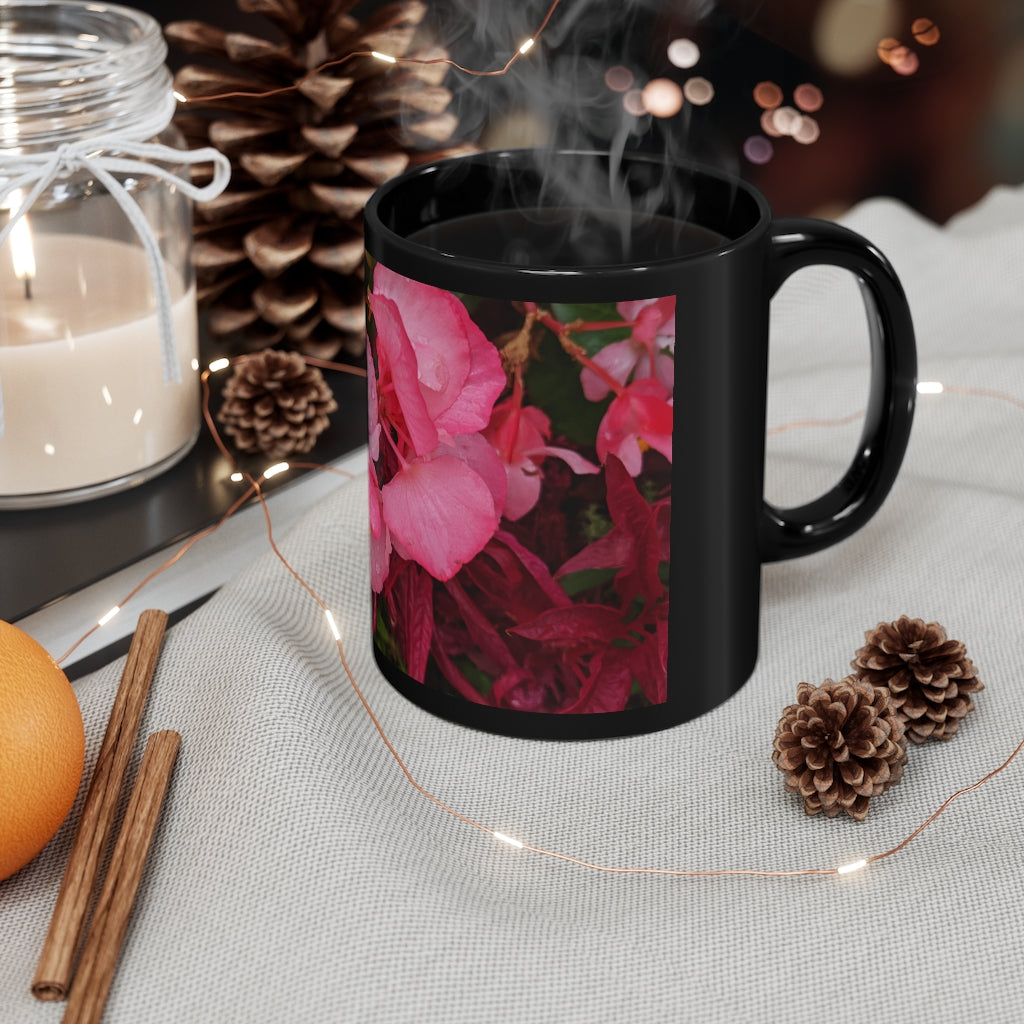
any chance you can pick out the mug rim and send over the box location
[364,148,773,300]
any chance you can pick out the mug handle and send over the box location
[760,217,917,561]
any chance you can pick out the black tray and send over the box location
[0,369,367,624]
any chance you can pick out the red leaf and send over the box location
[430,638,496,706]
[555,530,633,577]
[562,647,636,714]
[509,604,624,647]
[492,530,573,608]
[443,577,521,672]
[386,560,434,682]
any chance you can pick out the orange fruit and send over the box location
[0,620,85,882]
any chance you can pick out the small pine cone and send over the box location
[773,677,907,821]
[217,349,338,458]
[851,616,984,743]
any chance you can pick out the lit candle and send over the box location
[0,233,198,502]
[0,1,230,508]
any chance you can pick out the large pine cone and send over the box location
[851,616,984,743]
[773,677,908,821]
[167,0,472,361]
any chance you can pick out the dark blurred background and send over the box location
[143,0,1024,224]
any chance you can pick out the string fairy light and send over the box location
[177,0,563,107]
[46,351,1024,882]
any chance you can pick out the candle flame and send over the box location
[5,190,36,294]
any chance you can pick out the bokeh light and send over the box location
[814,0,899,76]
[753,81,784,109]
[743,135,774,164]
[889,46,920,76]
[622,89,647,116]
[876,37,901,65]
[912,17,941,46]
[760,108,783,137]
[683,76,714,106]
[604,65,634,92]
[770,105,801,136]
[793,83,824,113]
[642,77,684,117]
[667,38,700,69]
[792,116,821,144]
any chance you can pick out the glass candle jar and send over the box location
[0,0,228,508]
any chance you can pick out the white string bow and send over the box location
[0,134,231,438]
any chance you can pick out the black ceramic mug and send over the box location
[363,149,916,740]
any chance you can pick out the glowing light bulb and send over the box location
[325,609,342,641]
[493,831,524,849]
[837,858,868,875]
[371,50,397,64]
[518,38,535,55]
[917,381,944,394]
[263,462,290,479]
[173,90,188,103]
[208,357,231,373]
[98,606,121,627]
[230,471,244,483]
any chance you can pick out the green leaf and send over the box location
[523,330,608,446]
[558,566,618,598]
[550,301,631,355]
[454,655,493,697]
[374,606,402,670]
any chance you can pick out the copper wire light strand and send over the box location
[57,358,1024,879]
[181,0,563,104]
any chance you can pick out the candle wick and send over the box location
[23,276,32,300]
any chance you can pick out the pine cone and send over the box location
[773,677,908,821]
[851,616,984,743]
[166,1,472,361]
[217,349,338,458]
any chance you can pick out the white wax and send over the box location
[0,234,200,498]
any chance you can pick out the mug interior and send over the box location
[370,149,767,268]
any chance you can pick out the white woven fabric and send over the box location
[3,188,1024,1023]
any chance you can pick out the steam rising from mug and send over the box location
[422,0,730,226]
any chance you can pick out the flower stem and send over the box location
[531,306,625,397]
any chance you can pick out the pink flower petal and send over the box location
[580,338,641,401]
[369,292,439,457]
[382,455,500,581]
[367,355,381,462]
[503,462,542,521]
[441,431,507,517]
[596,378,674,474]
[368,469,392,594]
[373,265,505,438]
[617,296,676,348]
[523,445,600,476]
[653,352,675,395]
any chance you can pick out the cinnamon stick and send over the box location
[62,730,181,1024]
[33,609,169,1001]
